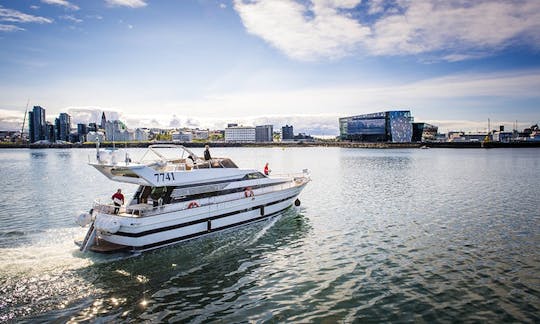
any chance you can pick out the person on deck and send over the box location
[204,145,212,161]
[264,162,271,175]
[112,189,124,214]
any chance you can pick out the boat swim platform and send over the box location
[75,238,129,253]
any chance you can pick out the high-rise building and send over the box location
[55,112,71,142]
[255,125,273,142]
[282,125,294,141]
[77,123,88,142]
[45,122,55,142]
[28,106,46,143]
[339,110,413,142]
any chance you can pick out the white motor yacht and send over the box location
[76,145,310,253]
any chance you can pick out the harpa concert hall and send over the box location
[339,110,438,142]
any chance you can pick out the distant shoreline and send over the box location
[1,141,539,149]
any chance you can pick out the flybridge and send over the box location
[89,145,245,187]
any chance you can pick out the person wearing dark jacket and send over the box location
[204,145,211,161]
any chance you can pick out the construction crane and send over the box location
[20,99,29,143]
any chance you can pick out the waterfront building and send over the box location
[0,131,21,142]
[28,105,46,143]
[172,131,193,142]
[282,125,294,141]
[255,125,273,142]
[225,126,256,142]
[45,122,55,142]
[193,129,209,140]
[134,128,150,142]
[105,120,132,142]
[339,110,413,142]
[412,122,438,142]
[86,131,105,143]
[492,131,513,143]
[294,133,315,142]
[77,123,88,142]
[55,113,72,142]
[449,132,489,142]
[209,130,225,141]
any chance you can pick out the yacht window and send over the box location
[220,158,238,168]
[243,172,265,180]
[110,168,140,178]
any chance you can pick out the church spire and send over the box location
[100,112,107,129]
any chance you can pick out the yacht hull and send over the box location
[89,184,306,253]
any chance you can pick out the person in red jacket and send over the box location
[112,189,124,214]
[264,162,270,175]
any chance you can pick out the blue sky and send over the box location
[0,0,539,135]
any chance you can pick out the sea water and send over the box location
[0,147,538,322]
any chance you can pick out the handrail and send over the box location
[92,176,309,218]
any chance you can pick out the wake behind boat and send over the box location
[76,145,310,253]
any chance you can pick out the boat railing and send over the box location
[92,175,309,218]
[92,200,127,214]
[270,169,310,181]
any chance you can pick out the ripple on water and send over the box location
[1,148,539,322]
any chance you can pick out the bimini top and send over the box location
[89,144,251,187]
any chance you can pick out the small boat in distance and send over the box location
[76,145,310,253]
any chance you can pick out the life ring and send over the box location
[187,201,199,209]
[244,187,254,198]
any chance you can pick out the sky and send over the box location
[0,0,539,135]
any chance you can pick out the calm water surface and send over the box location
[0,147,538,322]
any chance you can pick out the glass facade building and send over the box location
[28,106,46,143]
[55,112,71,142]
[255,125,273,142]
[282,125,294,140]
[412,123,439,142]
[339,111,413,142]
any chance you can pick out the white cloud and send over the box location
[234,0,369,60]
[86,14,103,20]
[0,24,25,32]
[0,109,26,131]
[40,0,79,11]
[105,0,148,8]
[60,15,83,23]
[0,6,53,24]
[233,0,540,61]
[367,1,540,57]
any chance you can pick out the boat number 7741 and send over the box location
[154,172,175,183]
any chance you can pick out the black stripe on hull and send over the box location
[115,194,298,238]
[132,204,293,252]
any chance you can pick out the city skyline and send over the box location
[1,0,539,135]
